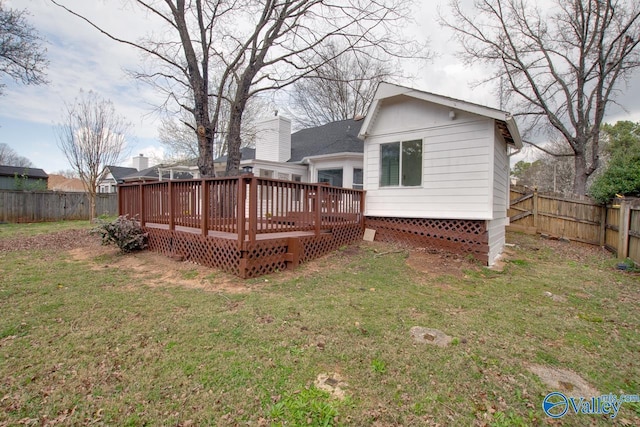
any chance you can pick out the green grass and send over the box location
[0,219,94,238]
[0,225,638,425]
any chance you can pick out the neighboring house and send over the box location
[358,82,523,265]
[0,165,48,191]
[100,154,149,192]
[100,166,138,193]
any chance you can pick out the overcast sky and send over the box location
[1,0,639,173]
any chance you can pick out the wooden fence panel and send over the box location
[605,206,620,252]
[0,190,117,222]
[536,195,602,245]
[628,208,640,264]
[507,187,535,231]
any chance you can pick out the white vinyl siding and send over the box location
[365,117,494,219]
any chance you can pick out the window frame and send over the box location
[379,139,423,188]
[317,168,344,188]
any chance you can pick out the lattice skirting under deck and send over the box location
[364,217,489,264]
[144,224,363,279]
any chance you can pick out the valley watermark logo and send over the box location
[542,392,640,419]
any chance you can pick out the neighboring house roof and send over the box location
[47,174,86,192]
[0,165,48,179]
[105,166,137,182]
[289,118,364,162]
[214,147,256,163]
[359,82,523,148]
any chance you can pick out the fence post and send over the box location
[599,205,607,247]
[618,200,631,259]
[201,179,209,237]
[533,189,539,229]
[168,180,174,231]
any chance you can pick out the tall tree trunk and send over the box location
[225,103,244,177]
[88,190,96,222]
[225,74,254,177]
[573,153,588,196]
[196,122,215,177]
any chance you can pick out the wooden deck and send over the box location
[146,222,324,241]
[119,176,365,278]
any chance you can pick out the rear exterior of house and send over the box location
[359,83,522,265]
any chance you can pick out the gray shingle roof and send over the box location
[106,166,137,181]
[0,165,48,179]
[289,118,363,162]
[214,147,256,163]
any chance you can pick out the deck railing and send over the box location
[118,175,365,246]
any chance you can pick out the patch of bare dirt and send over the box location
[1,228,254,293]
[68,247,251,294]
[507,232,612,263]
[528,364,599,397]
[0,229,98,252]
[406,247,479,278]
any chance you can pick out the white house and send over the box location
[99,154,149,193]
[358,82,523,265]
[223,115,364,189]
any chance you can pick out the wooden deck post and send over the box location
[360,189,366,232]
[201,179,209,237]
[248,176,257,244]
[139,183,145,227]
[237,176,246,249]
[168,180,174,231]
[118,185,123,216]
[314,183,322,237]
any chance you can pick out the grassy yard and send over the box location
[0,222,639,426]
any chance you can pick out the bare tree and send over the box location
[443,0,640,195]
[56,91,131,220]
[0,1,48,94]
[51,0,423,177]
[158,94,269,162]
[0,143,33,167]
[287,43,399,128]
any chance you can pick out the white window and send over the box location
[353,168,363,190]
[380,140,422,187]
[318,169,343,187]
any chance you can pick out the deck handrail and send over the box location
[118,175,365,247]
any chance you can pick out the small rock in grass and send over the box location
[410,326,452,347]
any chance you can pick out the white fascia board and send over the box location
[505,116,524,149]
[301,152,363,163]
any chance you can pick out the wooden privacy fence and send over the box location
[0,190,118,222]
[508,186,640,264]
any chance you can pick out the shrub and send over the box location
[91,215,148,253]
